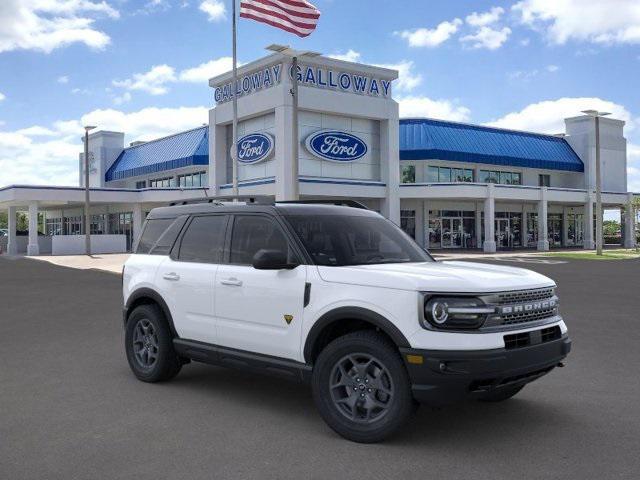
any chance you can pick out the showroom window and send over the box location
[479,170,522,185]
[427,166,473,183]
[401,165,416,184]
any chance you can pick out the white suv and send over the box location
[122,199,571,443]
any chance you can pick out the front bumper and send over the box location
[400,334,571,406]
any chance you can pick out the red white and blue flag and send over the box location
[240,0,321,38]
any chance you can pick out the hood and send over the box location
[316,261,555,293]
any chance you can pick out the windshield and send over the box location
[285,214,433,266]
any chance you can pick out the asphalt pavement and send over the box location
[1,255,639,480]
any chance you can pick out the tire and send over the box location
[478,385,524,403]
[125,304,182,383]
[311,330,414,443]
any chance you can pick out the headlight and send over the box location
[422,296,495,330]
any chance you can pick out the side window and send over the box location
[150,216,187,255]
[136,218,174,254]
[230,215,290,265]
[178,215,227,263]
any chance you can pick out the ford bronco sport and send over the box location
[122,198,571,443]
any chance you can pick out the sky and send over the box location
[0,0,639,195]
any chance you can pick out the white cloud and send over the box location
[113,65,177,95]
[0,0,119,54]
[486,97,635,134]
[328,50,362,63]
[508,65,560,81]
[466,7,504,27]
[179,57,234,83]
[513,0,640,45]
[199,0,226,22]
[373,60,422,93]
[0,106,209,187]
[113,91,132,105]
[0,92,5,102]
[57,75,70,84]
[546,64,560,72]
[520,38,531,46]
[398,96,471,122]
[461,26,511,50]
[396,19,462,48]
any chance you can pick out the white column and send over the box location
[132,204,144,250]
[7,206,18,255]
[537,187,549,251]
[562,207,570,247]
[27,203,40,256]
[624,193,636,248]
[422,200,429,249]
[475,202,483,250]
[274,104,295,201]
[380,118,401,225]
[584,196,595,249]
[483,185,496,253]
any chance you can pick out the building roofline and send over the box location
[121,125,208,152]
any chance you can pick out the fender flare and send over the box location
[124,288,179,338]
[303,306,410,363]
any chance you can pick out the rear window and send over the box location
[136,216,186,255]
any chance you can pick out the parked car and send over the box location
[122,199,571,443]
[0,229,7,237]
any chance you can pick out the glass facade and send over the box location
[429,210,476,249]
[149,177,176,188]
[479,170,522,185]
[401,165,415,184]
[566,213,584,246]
[427,166,473,183]
[547,214,563,247]
[178,171,208,188]
[400,210,416,239]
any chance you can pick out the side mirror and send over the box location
[252,249,297,270]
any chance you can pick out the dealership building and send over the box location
[0,52,637,255]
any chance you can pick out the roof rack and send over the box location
[169,195,273,206]
[275,199,370,210]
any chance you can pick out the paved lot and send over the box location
[1,256,639,480]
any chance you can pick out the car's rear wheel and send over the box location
[125,304,182,382]
[312,331,414,443]
[477,385,524,402]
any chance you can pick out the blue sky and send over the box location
[0,0,639,194]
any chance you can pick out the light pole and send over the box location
[266,44,320,201]
[83,125,96,255]
[581,110,610,256]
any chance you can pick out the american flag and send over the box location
[240,0,321,38]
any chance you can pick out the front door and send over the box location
[495,218,512,249]
[441,218,463,248]
[214,214,307,361]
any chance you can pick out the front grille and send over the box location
[495,287,555,305]
[501,307,557,325]
[504,325,562,350]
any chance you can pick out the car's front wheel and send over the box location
[311,331,414,443]
[125,304,182,383]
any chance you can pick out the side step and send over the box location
[173,339,312,382]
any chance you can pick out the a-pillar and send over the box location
[624,193,637,248]
[27,203,40,256]
[583,195,595,249]
[132,204,144,251]
[7,206,17,255]
[483,185,496,253]
[537,187,550,251]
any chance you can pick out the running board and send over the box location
[173,339,312,382]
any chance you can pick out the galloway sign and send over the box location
[234,133,275,164]
[305,131,368,163]
[292,64,392,99]
[214,64,282,104]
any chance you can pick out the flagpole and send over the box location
[291,55,300,200]
[231,0,239,197]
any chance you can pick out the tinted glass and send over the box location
[427,166,439,183]
[151,216,187,255]
[230,216,291,265]
[178,215,227,263]
[286,214,432,266]
[136,218,174,254]
[401,165,415,184]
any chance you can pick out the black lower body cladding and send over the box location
[400,334,571,406]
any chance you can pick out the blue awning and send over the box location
[105,126,209,182]
[399,118,584,172]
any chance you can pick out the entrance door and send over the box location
[441,218,463,248]
[495,218,513,249]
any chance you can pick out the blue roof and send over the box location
[105,126,209,181]
[399,118,584,172]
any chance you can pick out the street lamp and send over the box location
[266,44,321,201]
[581,110,610,255]
[83,125,97,255]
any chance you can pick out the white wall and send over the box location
[52,234,127,255]
[80,131,125,188]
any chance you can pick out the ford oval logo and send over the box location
[305,131,368,162]
[234,133,274,164]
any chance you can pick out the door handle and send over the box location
[163,272,180,281]
[220,277,243,287]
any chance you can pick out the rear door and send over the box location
[156,214,228,345]
[214,214,307,361]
